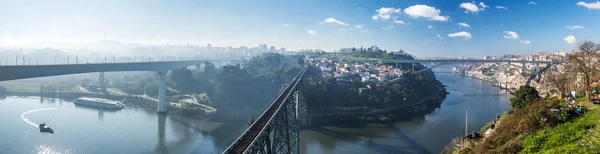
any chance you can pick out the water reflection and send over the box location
[72,105,119,121]
[98,111,104,120]
[300,72,512,153]
[2,96,234,154]
[155,114,167,154]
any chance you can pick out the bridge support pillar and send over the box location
[412,63,415,71]
[535,63,541,80]
[157,71,168,113]
[99,72,106,92]
[535,63,539,74]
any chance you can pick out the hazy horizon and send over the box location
[1,0,599,57]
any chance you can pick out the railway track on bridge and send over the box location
[223,68,306,154]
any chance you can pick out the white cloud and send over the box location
[338,28,346,31]
[308,30,318,35]
[283,24,291,27]
[458,23,470,28]
[564,35,577,44]
[428,25,433,29]
[448,31,472,39]
[360,30,369,32]
[460,2,483,13]
[355,24,363,29]
[479,2,489,8]
[437,34,444,39]
[372,7,402,20]
[393,19,406,24]
[577,1,600,10]
[403,5,449,21]
[520,40,531,44]
[322,18,349,26]
[383,25,395,30]
[496,6,508,9]
[503,31,519,39]
[529,1,537,5]
[566,25,585,30]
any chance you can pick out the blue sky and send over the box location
[0,0,599,57]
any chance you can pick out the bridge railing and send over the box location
[0,56,241,66]
[222,67,306,154]
[0,56,196,66]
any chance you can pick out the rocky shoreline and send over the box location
[460,73,516,94]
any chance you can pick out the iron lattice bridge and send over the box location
[222,68,308,154]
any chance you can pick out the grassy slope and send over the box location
[520,98,600,153]
[451,97,600,153]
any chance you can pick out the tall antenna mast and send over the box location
[465,111,468,136]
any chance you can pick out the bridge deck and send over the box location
[224,68,306,154]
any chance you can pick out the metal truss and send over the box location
[243,86,306,154]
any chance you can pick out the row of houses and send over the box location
[309,58,403,83]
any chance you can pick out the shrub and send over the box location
[557,107,570,122]
[510,85,540,109]
[474,99,553,153]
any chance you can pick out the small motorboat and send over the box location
[39,123,54,134]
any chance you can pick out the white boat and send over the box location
[74,97,124,109]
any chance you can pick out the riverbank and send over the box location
[300,72,513,153]
[308,86,447,125]
[460,74,516,94]
[444,96,600,153]
[1,90,215,119]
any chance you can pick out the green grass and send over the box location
[521,98,600,153]
[107,88,128,96]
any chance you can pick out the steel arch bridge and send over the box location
[222,68,308,154]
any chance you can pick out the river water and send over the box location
[0,71,511,154]
[298,71,512,153]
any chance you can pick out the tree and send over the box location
[203,62,218,79]
[545,67,572,95]
[510,85,540,109]
[169,68,201,93]
[568,41,600,98]
[144,82,158,96]
[298,58,305,66]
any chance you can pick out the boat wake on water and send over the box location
[21,107,63,128]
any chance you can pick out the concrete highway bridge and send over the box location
[0,60,228,113]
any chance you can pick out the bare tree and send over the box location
[545,67,572,95]
[568,41,600,98]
